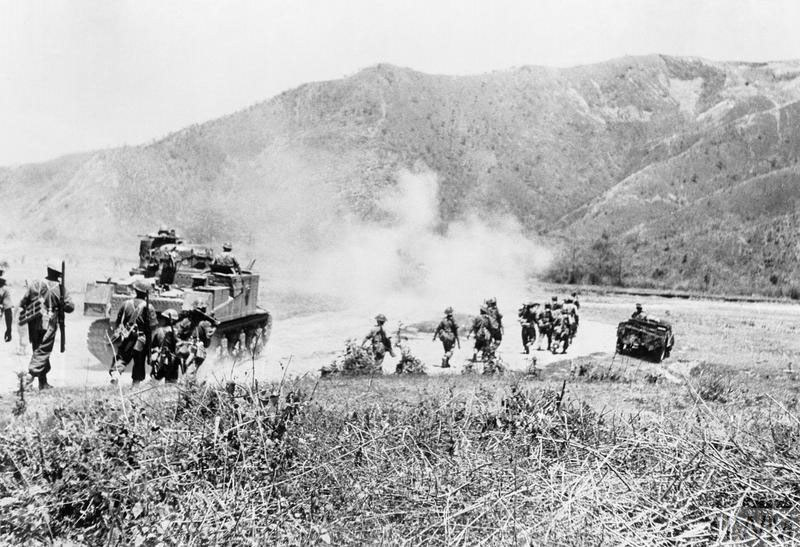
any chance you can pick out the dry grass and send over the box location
[1,364,798,545]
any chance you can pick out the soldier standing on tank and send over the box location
[0,269,12,343]
[467,306,492,362]
[485,297,504,349]
[362,313,395,368]
[19,261,74,390]
[110,280,158,386]
[176,301,216,373]
[211,243,242,274]
[151,309,180,383]
[632,303,645,319]
[432,307,460,368]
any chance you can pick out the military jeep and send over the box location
[616,316,674,362]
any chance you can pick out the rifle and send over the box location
[59,261,66,353]
[144,290,152,355]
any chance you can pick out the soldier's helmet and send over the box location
[375,313,387,324]
[565,297,573,303]
[133,280,150,294]
[46,260,63,277]
[544,303,551,309]
[193,300,208,312]
[222,242,233,251]
[161,309,179,323]
[551,296,558,301]
[479,305,488,314]
[444,307,454,315]
[635,303,642,309]
[487,297,497,306]
[571,292,578,297]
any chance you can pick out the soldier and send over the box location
[211,242,242,275]
[0,269,12,343]
[110,280,158,386]
[562,297,579,340]
[537,302,554,351]
[19,261,74,390]
[150,309,180,383]
[632,303,644,319]
[485,297,504,348]
[571,292,581,310]
[176,301,217,373]
[432,307,460,368]
[518,300,538,354]
[362,313,395,368]
[467,306,492,362]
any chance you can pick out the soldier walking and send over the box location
[0,268,12,343]
[467,306,492,362]
[485,297,504,349]
[176,301,217,373]
[362,313,395,368]
[518,300,540,354]
[432,307,460,368]
[110,280,158,386]
[537,303,554,351]
[19,261,74,390]
[150,309,180,383]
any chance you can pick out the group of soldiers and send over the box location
[362,293,581,371]
[108,279,216,386]
[0,243,242,389]
[517,293,580,354]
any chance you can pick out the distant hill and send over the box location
[2,54,800,295]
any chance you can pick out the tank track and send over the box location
[86,312,272,364]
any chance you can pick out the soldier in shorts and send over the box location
[363,314,395,368]
[432,307,460,368]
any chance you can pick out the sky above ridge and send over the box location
[1,0,799,165]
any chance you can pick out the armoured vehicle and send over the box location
[84,229,271,364]
[615,316,674,362]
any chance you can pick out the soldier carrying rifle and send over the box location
[18,261,74,390]
[110,280,158,386]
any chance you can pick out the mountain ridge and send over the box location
[3,54,800,295]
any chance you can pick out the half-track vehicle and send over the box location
[615,316,674,362]
[84,229,271,364]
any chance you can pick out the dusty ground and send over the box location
[2,286,799,396]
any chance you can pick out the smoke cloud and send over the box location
[259,168,553,321]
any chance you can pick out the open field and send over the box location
[1,288,799,544]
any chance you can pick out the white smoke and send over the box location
[277,169,553,320]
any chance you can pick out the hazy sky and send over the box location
[1,0,799,165]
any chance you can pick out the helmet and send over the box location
[487,297,497,306]
[525,299,534,307]
[193,300,208,312]
[636,303,643,309]
[565,297,573,303]
[544,303,551,309]
[444,307,453,315]
[46,260,62,277]
[375,313,387,323]
[133,280,150,294]
[571,292,577,297]
[479,306,488,314]
[551,296,557,301]
[161,308,179,322]
[222,242,233,251]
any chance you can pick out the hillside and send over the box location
[2,54,800,294]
